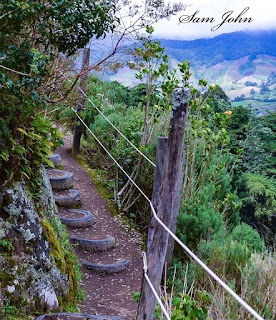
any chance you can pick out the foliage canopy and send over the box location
[0,0,118,185]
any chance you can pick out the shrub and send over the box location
[208,253,276,319]
[231,223,266,253]
[176,185,225,251]
[197,235,252,285]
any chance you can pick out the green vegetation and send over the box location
[156,291,212,320]
[0,0,117,186]
[1,1,275,318]
[109,31,276,115]
[41,216,83,308]
[231,223,266,253]
[55,30,275,318]
[0,0,117,317]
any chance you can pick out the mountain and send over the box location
[158,30,276,65]
[109,30,276,115]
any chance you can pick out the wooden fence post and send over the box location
[72,47,90,155]
[137,87,190,320]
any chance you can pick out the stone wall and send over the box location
[0,167,77,318]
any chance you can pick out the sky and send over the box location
[153,0,276,40]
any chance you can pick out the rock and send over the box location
[0,167,77,315]
[40,288,59,310]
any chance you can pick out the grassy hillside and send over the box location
[109,30,276,114]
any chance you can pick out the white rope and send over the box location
[143,252,171,320]
[72,108,152,202]
[148,203,264,320]
[72,109,264,320]
[64,74,156,167]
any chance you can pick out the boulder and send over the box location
[0,167,77,316]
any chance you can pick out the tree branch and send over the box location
[47,31,126,104]
[0,64,30,77]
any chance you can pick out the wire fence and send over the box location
[63,73,156,167]
[71,108,264,320]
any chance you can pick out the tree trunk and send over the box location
[72,48,90,155]
[137,87,190,320]
[141,82,152,147]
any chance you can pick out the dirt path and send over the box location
[56,134,143,319]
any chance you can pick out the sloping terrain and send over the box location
[108,30,276,114]
[55,134,143,319]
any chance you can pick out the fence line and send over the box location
[72,108,264,320]
[143,252,171,320]
[63,73,156,167]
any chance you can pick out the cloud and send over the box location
[153,0,276,39]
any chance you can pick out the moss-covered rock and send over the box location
[0,167,79,318]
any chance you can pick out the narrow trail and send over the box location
[54,134,143,319]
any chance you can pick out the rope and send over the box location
[143,252,171,320]
[71,108,152,202]
[64,74,156,167]
[148,203,264,320]
[72,110,264,320]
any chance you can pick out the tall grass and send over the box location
[159,253,275,319]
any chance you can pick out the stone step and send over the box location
[54,189,81,207]
[49,153,62,167]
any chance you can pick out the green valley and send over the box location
[109,30,276,115]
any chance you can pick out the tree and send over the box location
[131,26,178,146]
[258,112,276,175]
[240,174,276,245]
[0,0,118,184]
[129,83,159,108]
[260,84,269,94]
[227,104,252,153]
[50,0,186,103]
[202,85,231,114]
[240,124,269,174]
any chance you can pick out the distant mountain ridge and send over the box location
[158,30,276,64]
[109,30,276,115]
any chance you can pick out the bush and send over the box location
[170,252,276,320]
[176,185,225,251]
[209,253,276,319]
[88,103,144,170]
[231,223,266,253]
[82,102,159,226]
[197,235,252,284]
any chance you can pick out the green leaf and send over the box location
[172,297,181,307]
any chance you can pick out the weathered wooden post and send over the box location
[137,87,190,320]
[72,47,90,155]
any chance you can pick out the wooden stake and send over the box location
[137,87,190,320]
[72,48,90,155]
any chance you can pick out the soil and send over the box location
[56,134,143,320]
[47,170,64,177]
[54,189,76,197]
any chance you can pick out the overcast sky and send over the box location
[153,0,276,40]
